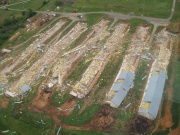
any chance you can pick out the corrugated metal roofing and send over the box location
[112,89,127,107]
[138,70,167,119]
[118,72,128,79]
[111,71,135,107]
[112,82,122,91]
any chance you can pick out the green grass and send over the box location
[60,128,107,135]
[67,59,92,83]
[0,96,53,135]
[114,108,134,133]
[0,9,22,24]
[0,75,53,135]
[62,103,101,126]
[152,129,170,135]
[85,13,108,26]
[6,0,173,18]
[40,0,172,18]
[7,0,44,11]
[171,44,180,129]
[171,1,180,21]
[51,91,72,107]
[0,110,53,135]
[169,1,180,33]
[60,129,108,135]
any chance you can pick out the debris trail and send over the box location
[1,20,67,75]
[51,19,110,86]
[6,22,87,97]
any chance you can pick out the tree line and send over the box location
[0,9,36,47]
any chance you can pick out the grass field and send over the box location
[42,0,172,18]
[5,0,173,18]
[171,40,180,129]
[0,9,22,24]
[61,103,101,126]
[7,0,44,11]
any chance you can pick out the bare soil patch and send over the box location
[89,105,115,132]
[128,116,153,135]
[28,85,51,113]
[0,97,9,109]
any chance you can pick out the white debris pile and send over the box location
[152,29,172,73]
[120,25,150,73]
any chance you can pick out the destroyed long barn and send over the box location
[5,22,87,97]
[51,20,110,86]
[70,23,130,98]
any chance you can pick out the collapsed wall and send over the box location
[70,23,130,98]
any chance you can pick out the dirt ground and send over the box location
[89,105,115,132]
[159,88,173,130]
[28,85,76,117]
[28,89,116,132]
[128,116,153,135]
[28,85,52,113]
[0,97,9,109]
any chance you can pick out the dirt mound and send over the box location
[90,105,115,132]
[128,116,153,135]
[0,97,9,109]
[28,85,51,113]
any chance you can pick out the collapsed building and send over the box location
[51,20,110,86]
[0,20,67,84]
[5,22,87,97]
[138,30,172,120]
[70,23,130,98]
[105,25,151,108]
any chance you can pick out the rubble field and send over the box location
[48,19,110,87]
[5,22,87,97]
[71,22,130,98]
[0,16,177,134]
